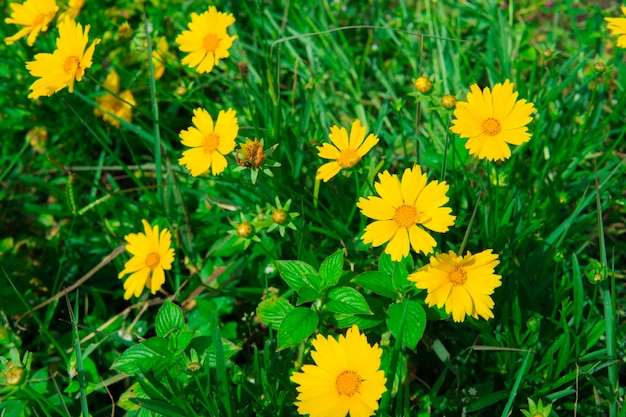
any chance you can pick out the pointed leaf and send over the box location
[352,271,395,298]
[256,296,294,330]
[277,307,318,350]
[276,260,320,291]
[386,300,426,349]
[319,249,345,287]
[155,301,185,338]
[111,343,166,375]
[326,287,372,314]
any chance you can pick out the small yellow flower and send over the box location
[178,108,239,176]
[4,0,58,46]
[94,69,136,128]
[605,7,626,48]
[409,250,501,322]
[175,6,237,74]
[152,37,169,80]
[357,166,455,262]
[25,17,100,99]
[316,119,379,182]
[57,0,84,21]
[118,219,175,300]
[450,80,535,161]
[290,325,387,417]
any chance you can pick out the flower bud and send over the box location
[271,209,288,225]
[593,61,606,74]
[236,222,253,238]
[441,94,456,110]
[414,76,433,94]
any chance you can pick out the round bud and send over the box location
[236,222,253,238]
[414,76,433,94]
[441,94,457,110]
[271,209,288,225]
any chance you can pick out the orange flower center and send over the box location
[63,56,81,74]
[32,13,45,26]
[335,370,362,397]
[337,148,360,169]
[448,266,467,286]
[393,204,418,228]
[482,117,502,136]
[236,222,253,238]
[145,252,161,269]
[203,33,221,52]
[202,133,220,154]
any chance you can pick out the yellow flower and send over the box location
[605,7,626,48]
[175,6,237,74]
[357,166,455,262]
[25,17,100,99]
[316,119,379,182]
[94,68,136,128]
[450,80,535,161]
[4,0,58,46]
[179,108,239,176]
[290,325,387,417]
[58,0,84,21]
[118,219,175,300]
[152,36,169,80]
[409,250,501,322]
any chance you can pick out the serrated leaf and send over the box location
[319,249,344,287]
[386,300,426,350]
[111,343,166,375]
[352,271,395,298]
[276,260,320,291]
[326,287,372,314]
[256,296,294,330]
[155,301,185,338]
[296,285,320,305]
[277,307,318,350]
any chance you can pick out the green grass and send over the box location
[1,0,625,416]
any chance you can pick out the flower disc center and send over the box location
[335,370,362,397]
[32,13,45,26]
[202,133,220,153]
[203,33,221,52]
[393,204,418,228]
[337,148,360,168]
[482,117,502,136]
[448,266,467,286]
[145,252,161,269]
[63,56,81,74]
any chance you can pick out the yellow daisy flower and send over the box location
[175,6,237,74]
[409,250,501,322]
[290,325,387,417]
[450,80,535,161]
[25,17,100,99]
[4,0,59,46]
[178,108,239,176]
[357,166,455,262]
[152,36,169,80]
[316,119,379,182]
[118,219,175,300]
[605,7,626,48]
[57,0,84,21]
[94,68,136,128]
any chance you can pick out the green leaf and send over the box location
[326,287,372,314]
[352,271,395,298]
[392,262,411,292]
[256,296,294,330]
[319,249,344,287]
[276,260,320,291]
[111,343,166,375]
[386,301,427,350]
[277,307,318,350]
[142,337,171,356]
[332,313,384,329]
[296,286,320,305]
[155,301,185,338]
[176,331,195,351]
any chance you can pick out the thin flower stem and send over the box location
[142,6,164,208]
[459,192,482,255]
[594,159,617,417]
[441,115,451,180]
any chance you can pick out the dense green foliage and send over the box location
[1,0,625,416]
